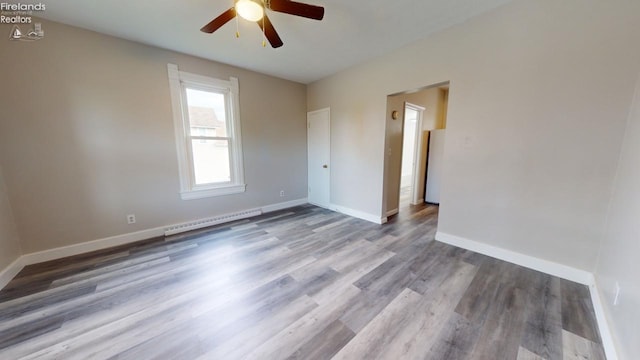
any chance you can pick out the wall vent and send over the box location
[164,208,262,236]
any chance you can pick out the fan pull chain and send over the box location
[262,17,266,47]
[235,15,240,38]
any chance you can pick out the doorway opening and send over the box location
[383,82,450,219]
[399,103,425,207]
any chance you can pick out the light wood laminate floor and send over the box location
[0,204,605,359]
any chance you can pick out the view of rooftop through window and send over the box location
[185,88,231,185]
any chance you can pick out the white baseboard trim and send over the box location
[0,198,312,290]
[435,231,618,359]
[0,256,24,289]
[330,204,386,224]
[435,232,592,285]
[22,227,166,266]
[589,278,619,360]
[17,199,309,269]
[261,198,308,213]
[386,208,399,217]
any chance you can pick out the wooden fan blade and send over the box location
[268,0,324,20]
[257,14,284,48]
[201,8,236,33]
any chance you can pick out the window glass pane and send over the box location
[185,88,227,137]
[191,139,230,184]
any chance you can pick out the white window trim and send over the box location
[167,64,246,200]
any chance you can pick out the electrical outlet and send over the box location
[279,190,285,197]
[127,214,136,224]
[614,282,621,306]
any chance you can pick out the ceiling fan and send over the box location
[200,0,325,48]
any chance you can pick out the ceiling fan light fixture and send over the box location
[201,0,323,48]
[235,0,264,22]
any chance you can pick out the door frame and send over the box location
[401,102,425,205]
[307,107,331,208]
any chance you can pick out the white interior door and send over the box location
[308,108,330,208]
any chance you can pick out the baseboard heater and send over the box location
[163,208,262,236]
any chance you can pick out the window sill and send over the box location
[180,184,246,200]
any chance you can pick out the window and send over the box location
[167,64,245,200]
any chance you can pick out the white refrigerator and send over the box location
[425,129,445,204]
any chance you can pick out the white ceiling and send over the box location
[40,0,513,84]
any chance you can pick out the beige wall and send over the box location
[0,165,22,270]
[308,0,640,271]
[594,73,640,360]
[384,87,447,213]
[0,19,308,253]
